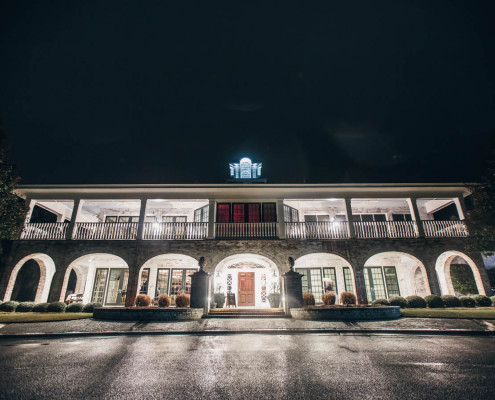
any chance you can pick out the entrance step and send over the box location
[205,308,288,318]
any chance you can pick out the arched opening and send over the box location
[11,260,40,302]
[364,252,430,302]
[294,253,355,304]
[4,253,56,303]
[435,251,485,295]
[213,254,280,308]
[62,253,129,306]
[138,254,199,305]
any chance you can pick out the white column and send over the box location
[344,198,355,238]
[207,199,215,239]
[137,198,147,239]
[276,199,286,239]
[407,197,425,237]
[24,198,35,223]
[453,196,467,220]
[66,199,81,240]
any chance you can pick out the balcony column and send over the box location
[136,198,147,240]
[207,199,215,239]
[276,200,286,239]
[453,195,467,220]
[343,198,355,238]
[406,198,425,238]
[66,199,81,240]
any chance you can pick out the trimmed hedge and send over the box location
[32,303,49,313]
[491,296,495,306]
[340,291,357,305]
[406,295,426,308]
[459,296,476,307]
[16,302,36,312]
[158,294,171,308]
[82,303,101,313]
[389,296,408,308]
[66,302,84,313]
[47,302,67,313]
[424,295,444,308]
[322,293,336,305]
[135,294,152,307]
[302,292,315,306]
[441,295,462,308]
[0,301,19,312]
[175,293,190,308]
[372,298,390,306]
[471,295,492,307]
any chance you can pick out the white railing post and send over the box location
[66,199,81,240]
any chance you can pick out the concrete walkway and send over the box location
[1,317,494,338]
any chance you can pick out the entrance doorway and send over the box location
[238,272,255,306]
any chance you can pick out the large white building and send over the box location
[0,158,490,308]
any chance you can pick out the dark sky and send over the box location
[0,1,494,184]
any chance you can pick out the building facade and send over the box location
[0,160,491,308]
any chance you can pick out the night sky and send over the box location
[0,1,494,184]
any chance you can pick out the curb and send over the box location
[0,328,494,339]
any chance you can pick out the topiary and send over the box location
[425,295,444,308]
[32,303,49,313]
[491,296,495,307]
[0,301,19,312]
[214,292,226,308]
[471,295,492,307]
[135,294,151,307]
[389,296,408,308]
[322,293,336,305]
[302,292,315,306]
[47,302,67,313]
[340,291,357,305]
[158,294,171,308]
[66,302,84,313]
[175,293,190,307]
[459,296,476,308]
[16,302,36,312]
[372,298,390,306]
[441,295,462,308]
[82,303,101,313]
[406,295,427,308]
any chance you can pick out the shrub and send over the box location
[47,302,67,313]
[340,291,357,305]
[32,302,49,313]
[471,295,492,307]
[82,303,101,313]
[16,302,36,312]
[322,293,336,305]
[441,295,462,308]
[424,295,443,308]
[214,293,226,308]
[491,296,495,307]
[267,293,281,308]
[158,294,171,308]
[0,301,19,312]
[372,298,390,306]
[302,292,315,306]
[389,296,408,308]
[459,296,476,308]
[175,293,190,307]
[406,295,427,308]
[135,294,152,307]
[66,302,84,313]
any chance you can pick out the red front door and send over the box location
[238,272,255,306]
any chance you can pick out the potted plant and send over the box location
[267,293,281,308]
[214,292,226,308]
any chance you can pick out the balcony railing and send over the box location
[353,221,417,239]
[422,220,468,238]
[215,222,277,239]
[285,222,349,239]
[143,222,208,240]
[21,222,68,240]
[73,222,138,240]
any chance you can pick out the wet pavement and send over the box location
[0,333,494,399]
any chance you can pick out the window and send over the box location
[169,269,197,304]
[162,216,187,223]
[284,205,299,222]
[383,267,400,297]
[304,215,330,222]
[91,269,108,304]
[364,266,400,301]
[217,203,277,223]
[139,268,150,295]
[194,205,209,223]
[217,204,230,223]
[343,267,353,292]
[323,268,338,294]
[297,267,338,303]
[392,214,412,222]
[353,214,387,222]
[105,216,139,223]
[262,203,276,222]
[156,269,170,297]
